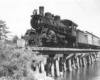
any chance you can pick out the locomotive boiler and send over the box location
[25,6,78,47]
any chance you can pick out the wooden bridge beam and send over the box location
[76,57,80,68]
[68,58,72,72]
[55,57,60,76]
[51,57,55,77]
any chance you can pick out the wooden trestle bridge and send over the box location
[28,47,100,77]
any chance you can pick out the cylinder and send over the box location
[39,6,44,15]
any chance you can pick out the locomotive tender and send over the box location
[24,6,100,49]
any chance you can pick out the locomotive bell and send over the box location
[39,6,44,15]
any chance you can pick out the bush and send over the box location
[0,41,45,80]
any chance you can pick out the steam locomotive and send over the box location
[24,6,100,49]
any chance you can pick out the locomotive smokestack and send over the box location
[39,6,44,15]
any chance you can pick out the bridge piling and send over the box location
[95,52,99,61]
[51,58,55,77]
[46,57,51,76]
[77,57,80,68]
[63,57,67,74]
[91,54,94,63]
[85,56,88,65]
[82,57,86,67]
[72,59,76,69]
[40,62,45,74]
[68,58,72,72]
[93,53,97,61]
[88,55,92,65]
[55,57,60,77]
[61,57,64,76]
[36,65,39,72]
[79,58,83,67]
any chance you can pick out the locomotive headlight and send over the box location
[38,20,41,24]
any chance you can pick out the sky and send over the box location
[0,0,100,38]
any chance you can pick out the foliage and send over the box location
[12,35,19,44]
[0,20,10,40]
[21,35,25,39]
[0,42,45,80]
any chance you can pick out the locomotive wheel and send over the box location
[58,42,67,48]
[46,42,57,47]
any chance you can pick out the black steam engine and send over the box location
[25,6,78,47]
[24,6,100,49]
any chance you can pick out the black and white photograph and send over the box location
[0,0,100,80]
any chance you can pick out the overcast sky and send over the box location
[0,0,100,37]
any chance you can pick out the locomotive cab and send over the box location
[71,22,78,37]
[61,20,78,37]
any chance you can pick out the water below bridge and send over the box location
[55,61,100,80]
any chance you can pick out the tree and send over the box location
[0,20,10,40]
[12,35,19,44]
[21,34,25,39]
